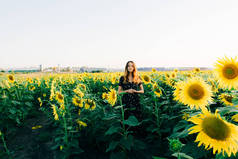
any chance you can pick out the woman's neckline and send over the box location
[122,76,133,83]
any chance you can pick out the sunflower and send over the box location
[51,104,59,120]
[231,114,238,122]
[55,92,64,103]
[174,69,178,73]
[29,85,35,91]
[27,77,33,84]
[186,73,192,78]
[188,109,238,157]
[7,74,14,83]
[3,80,10,88]
[32,125,42,130]
[173,81,186,102]
[72,96,84,107]
[78,109,81,115]
[182,112,189,120]
[37,97,42,107]
[142,74,151,84]
[107,88,117,106]
[91,101,96,110]
[111,76,116,84]
[102,92,108,100]
[84,99,96,110]
[73,88,84,98]
[78,77,83,81]
[171,72,177,78]
[194,68,200,73]
[152,68,157,72]
[165,78,176,87]
[176,77,213,110]
[219,93,233,106]
[100,77,104,82]
[207,78,219,93]
[214,56,238,90]
[165,73,170,78]
[153,84,162,98]
[93,77,98,82]
[78,83,86,91]
[103,86,108,90]
[59,103,65,110]
[76,119,87,127]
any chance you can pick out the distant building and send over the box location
[39,65,43,72]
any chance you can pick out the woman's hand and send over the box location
[131,89,137,93]
[125,89,138,93]
[126,89,134,93]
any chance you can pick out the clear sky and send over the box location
[0,0,238,69]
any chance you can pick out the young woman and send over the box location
[118,61,144,122]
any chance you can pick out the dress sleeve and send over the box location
[119,76,123,86]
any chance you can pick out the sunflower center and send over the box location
[223,65,238,79]
[76,99,81,104]
[9,76,14,80]
[58,94,63,100]
[202,116,230,141]
[224,95,233,103]
[112,92,116,99]
[155,88,161,93]
[143,76,150,82]
[188,84,204,100]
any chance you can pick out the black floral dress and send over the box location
[118,76,143,120]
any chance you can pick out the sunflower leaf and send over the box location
[123,115,140,126]
[172,152,193,159]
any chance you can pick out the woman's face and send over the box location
[127,62,134,73]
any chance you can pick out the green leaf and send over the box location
[106,141,119,152]
[11,100,21,105]
[110,152,126,159]
[9,109,16,114]
[232,97,238,105]
[123,115,140,126]
[25,102,33,107]
[218,106,238,116]
[67,126,73,130]
[133,139,146,150]
[152,157,167,159]
[119,135,134,150]
[172,152,193,159]
[105,126,120,136]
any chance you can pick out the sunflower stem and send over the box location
[63,115,68,146]
[119,94,126,137]
[154,95,161,139]
[1,132,12,159]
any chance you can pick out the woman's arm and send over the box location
[133,84,144,94]
[118,86,129,94]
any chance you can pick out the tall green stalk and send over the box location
[118,94,126,137]
[0,131,12,159]
[154,95,161,139]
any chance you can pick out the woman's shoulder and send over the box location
[120,76,124,80]
[119,76,125,84]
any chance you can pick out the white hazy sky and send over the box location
[0,0,238,69]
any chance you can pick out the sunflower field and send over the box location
[1,56,238,159]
